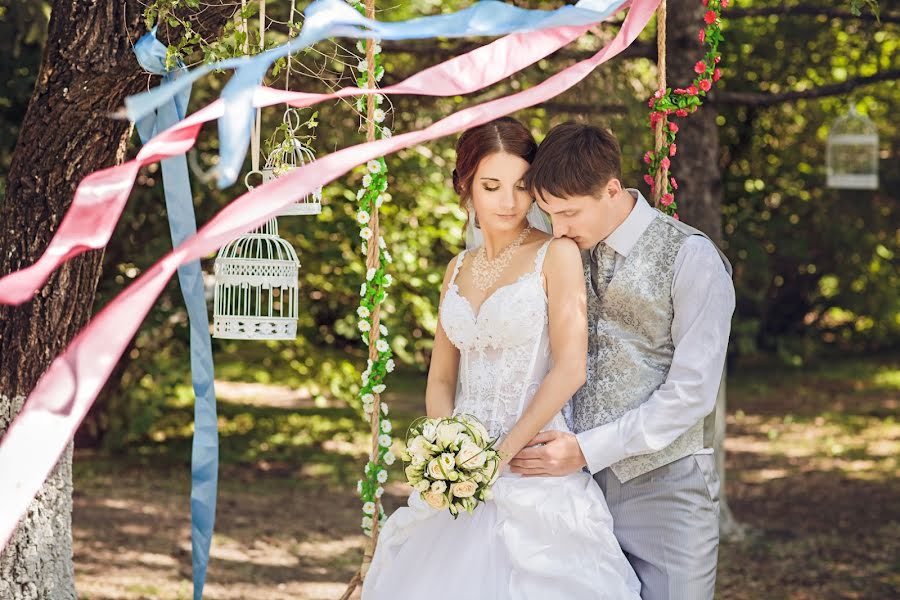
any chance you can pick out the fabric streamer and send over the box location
[132,29,219,600]
[0,0,660,560]
[125,0,626,187]
[0,0,625,305]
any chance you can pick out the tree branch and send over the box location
[727,6,900,24]
[712,69,900,107]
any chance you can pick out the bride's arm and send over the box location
[496,238,587,466]
[425,256,461,419]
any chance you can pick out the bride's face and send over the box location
[470,152,532,234]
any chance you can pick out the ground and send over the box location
[72,357,899,599]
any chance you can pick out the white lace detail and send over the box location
[440,240,569,438]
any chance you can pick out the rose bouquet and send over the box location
[400,415,501,517]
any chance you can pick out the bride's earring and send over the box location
[467,200,481,229]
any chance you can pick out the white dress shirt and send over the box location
[575,190,736,475]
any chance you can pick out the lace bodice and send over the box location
[440,239,571,439]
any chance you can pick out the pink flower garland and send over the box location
[644,0,726,219]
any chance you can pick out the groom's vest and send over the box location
[572,212,732,483]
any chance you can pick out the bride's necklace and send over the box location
[472,226,532,292]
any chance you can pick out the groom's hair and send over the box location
[525,122,622,202]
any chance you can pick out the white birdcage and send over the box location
[212,218,300,340]
[260,108,323,215]
[826,106,879,190]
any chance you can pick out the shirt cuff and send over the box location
[575,422,627,475]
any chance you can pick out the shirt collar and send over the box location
[596,189,656,258]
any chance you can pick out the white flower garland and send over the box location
[350,0,393,539]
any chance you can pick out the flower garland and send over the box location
[644,0,726,218]
[350,0,395,539]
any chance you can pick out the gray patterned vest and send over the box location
[572,212,731,483]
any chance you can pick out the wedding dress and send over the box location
[362,239,641,599]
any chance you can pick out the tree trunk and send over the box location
[0,2,148,597]
[666,0,743,541]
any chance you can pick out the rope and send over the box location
[343,2,380,596]
[653,0,667,207]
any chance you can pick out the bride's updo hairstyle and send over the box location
[452,117,538,207]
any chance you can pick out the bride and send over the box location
[362,117,640,599]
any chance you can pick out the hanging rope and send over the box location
[342,3,380,596]
[652,0,667,207]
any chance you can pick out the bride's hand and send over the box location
[508,430,587,477]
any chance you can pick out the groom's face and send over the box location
[535,186,614,250]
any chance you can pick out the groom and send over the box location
[510,122,735,599]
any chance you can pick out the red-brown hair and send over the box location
[452,117,538,206]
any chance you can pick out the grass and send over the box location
[72,355,899,599]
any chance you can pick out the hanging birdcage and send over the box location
[826,106,879,190]
[261,108,323,215]
[212,217,300,340]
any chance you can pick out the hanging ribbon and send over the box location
[132,28,218,600]
[125,0,627,187]
[0,0,625,306]
[0,0,660,552]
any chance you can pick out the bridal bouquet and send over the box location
[400,415,501,517]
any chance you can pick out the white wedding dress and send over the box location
[363,240,641,599]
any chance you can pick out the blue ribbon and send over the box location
[133,28,219,600]
[124,0,623,188]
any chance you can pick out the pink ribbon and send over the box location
[0,0,658,550]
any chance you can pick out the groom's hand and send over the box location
[508,430,587,477]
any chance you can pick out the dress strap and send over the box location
[532,239,553,274]
[449,249,467,286]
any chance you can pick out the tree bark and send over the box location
[666,0,743,541]
[0,2,148,597]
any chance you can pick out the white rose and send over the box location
[356,188,366,200]
[377,470,388,483]
[386,359,395,373]
[456,441,487,469]
[357,59,368,72]
[362,516,373,529]
[358,320,371,333]
[430,480,447,494]
[379,434,392,448]
[436,422,464,448]
[422,490,449,510]
[384,450,395,465]
[382,127,392,139]
[414,480,429,493]
[373,384,386,394]
[450,480,478,499]
[357,306,370,318]
[366,268,376,281]
[426,458,446,480]
[356,210,370,225]
[422,420,438,442]
[376,486,384,498]
[362,174,373,188]
[360,227,373,240]
[362,501,375,515]
[383,274,393,287]
[367,160,381,174]
[381,420,392,434]
[360,283,367,296]
[376,339,389,353]
[381,403,389,416]
[373,108,385,123]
